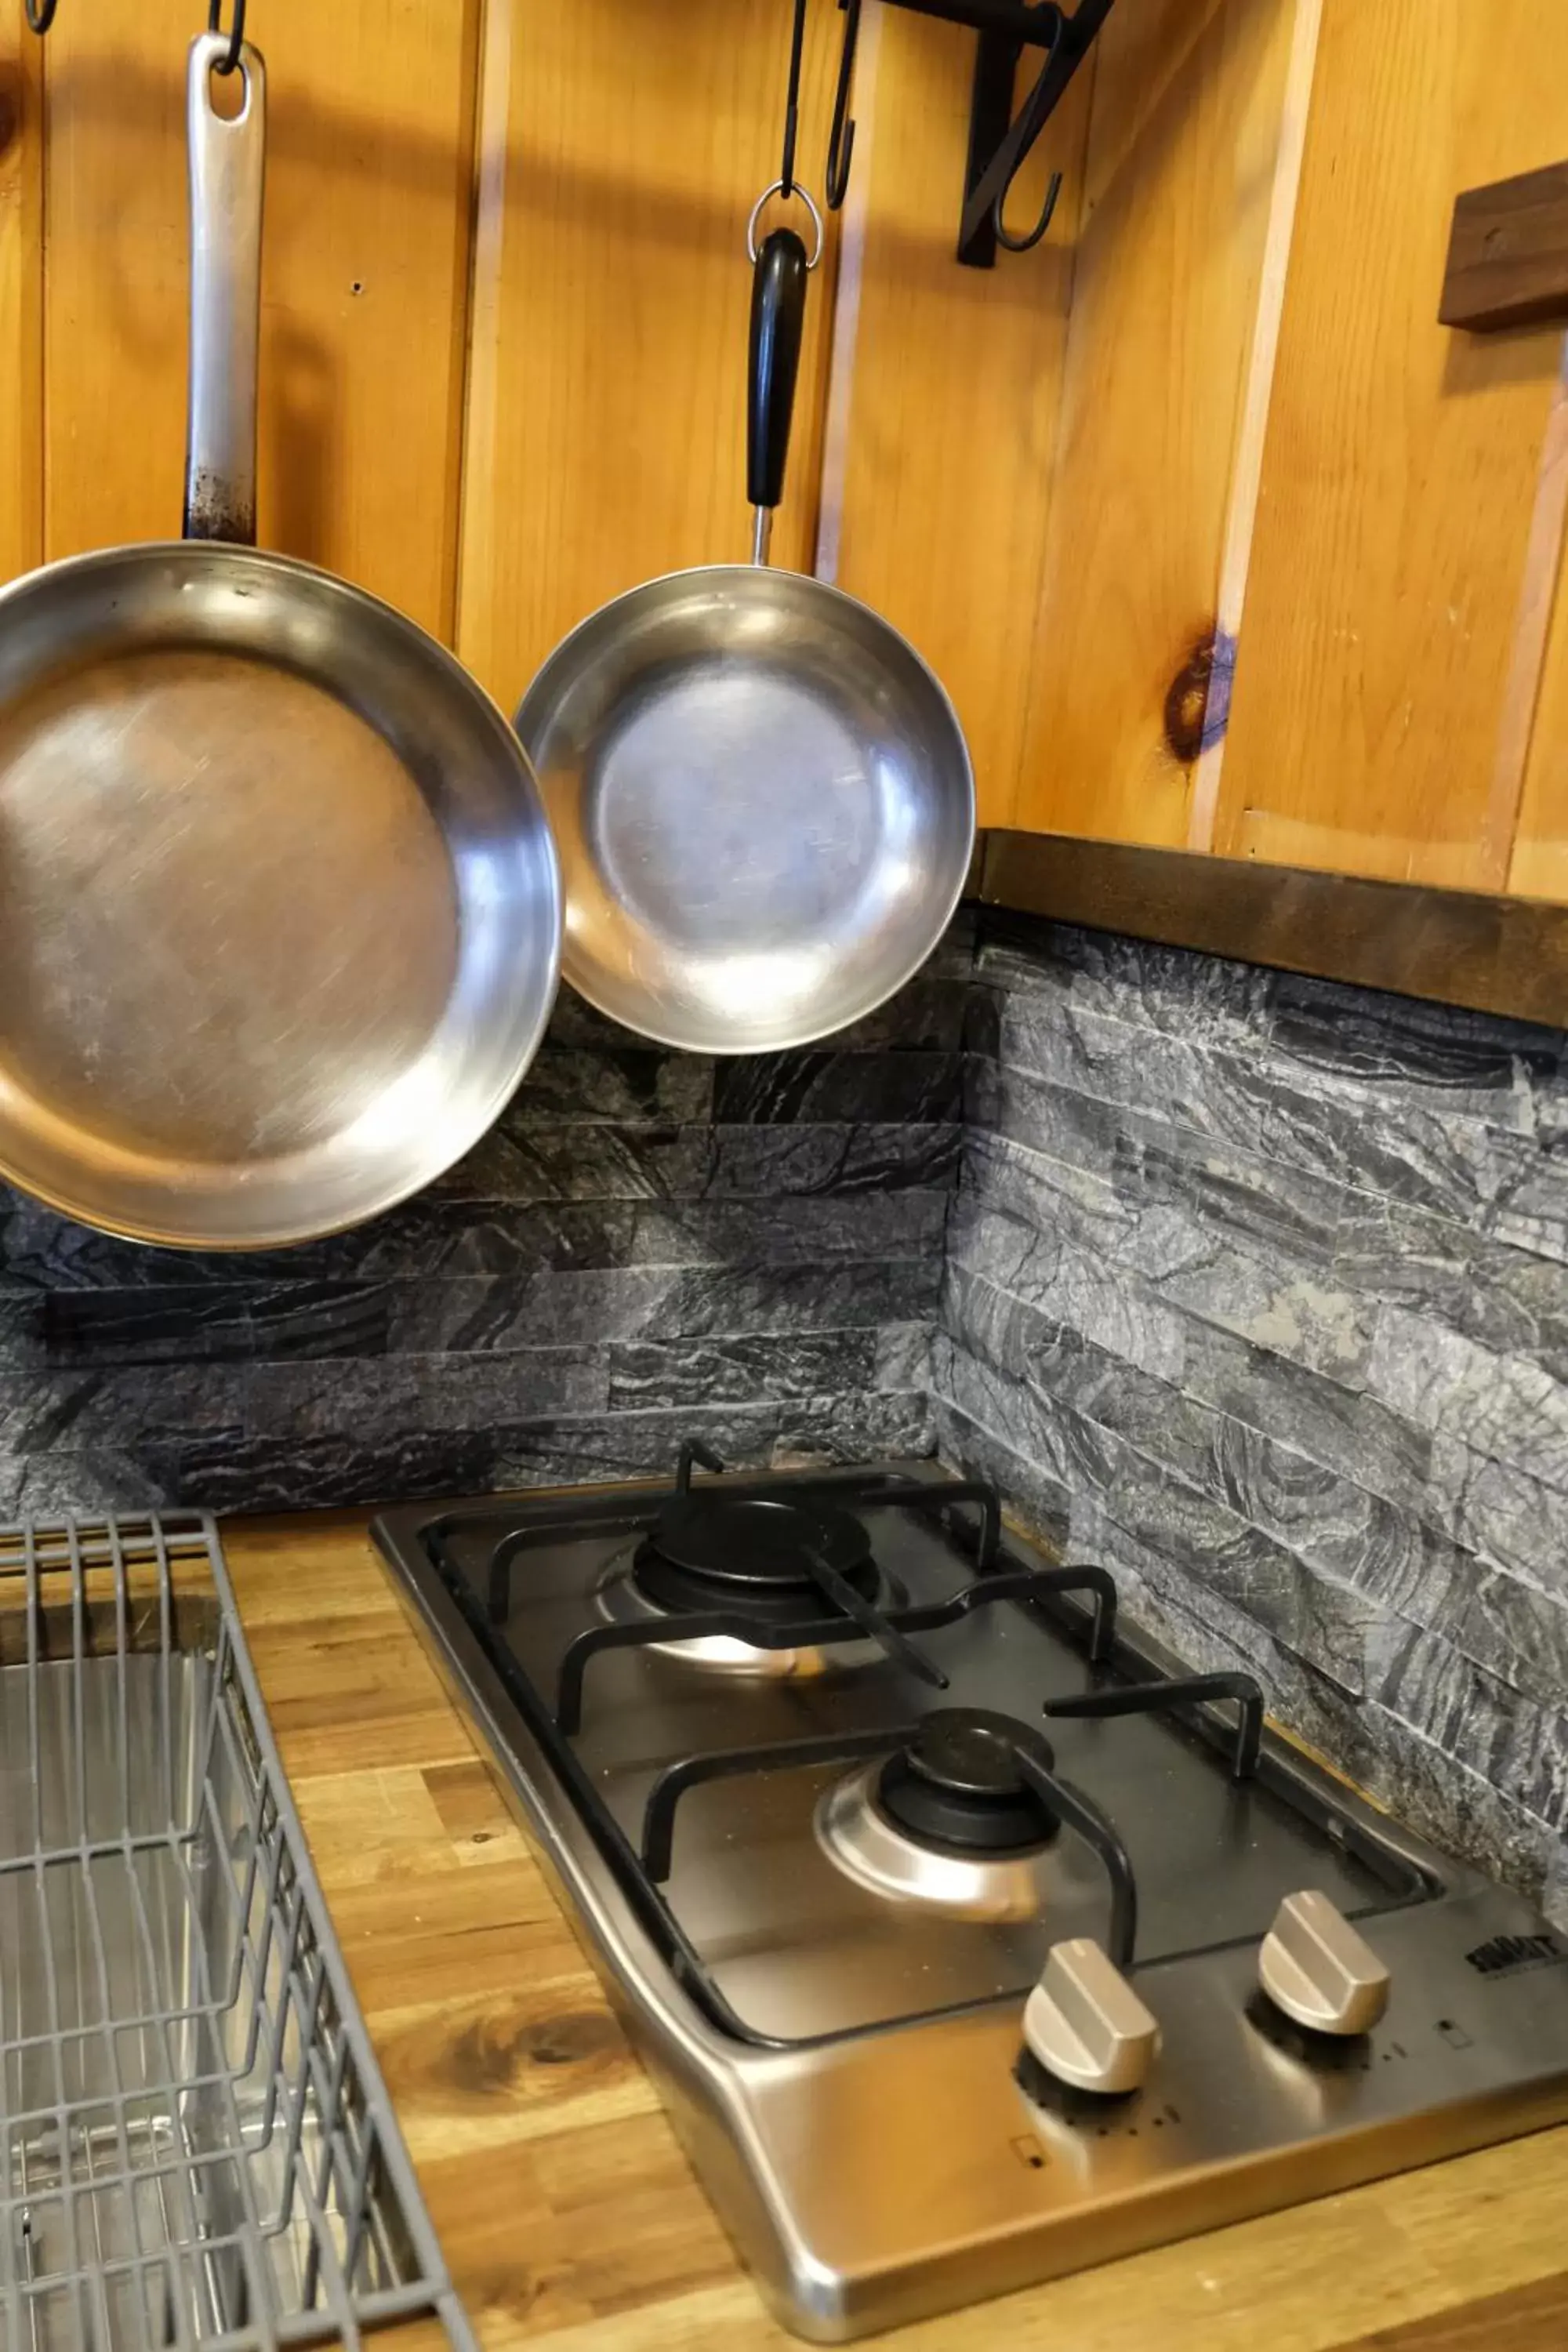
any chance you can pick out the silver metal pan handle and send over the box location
[183,30,265,544]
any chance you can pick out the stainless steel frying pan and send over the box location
[515,215,974,1055]
[0,33,560,1249]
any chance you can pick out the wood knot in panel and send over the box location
[1163,627,1236,764]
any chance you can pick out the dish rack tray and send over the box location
[0,1512,473,2350]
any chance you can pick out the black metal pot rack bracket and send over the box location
[829,0,1116,267]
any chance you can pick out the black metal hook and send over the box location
[208,0,247,75]
[956,0,1113,267]
[971,6,1065,256]
[995,165,1063,252]
[24,0,60,34]
[989,9,1064,249]
[826,0,862,212]
[779,0,808,198]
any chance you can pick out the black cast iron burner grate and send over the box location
[413,1442,1429,2049]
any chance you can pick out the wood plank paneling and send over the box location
[824,4,1094,831]
[1015,0,1308,851]
[0,6,42,589]
[1213,0,1568,891]
[455,0,842,718]
[41,0,480,637]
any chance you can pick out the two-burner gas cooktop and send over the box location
[373,1449,1568,2343]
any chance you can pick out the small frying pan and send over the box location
[514,209,974,1055]
[0,32,560,1249]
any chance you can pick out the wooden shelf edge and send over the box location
[976,830,1568,1029]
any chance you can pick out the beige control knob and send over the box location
[1258,1890,1390,2036]
[1022,1936,1160,2096]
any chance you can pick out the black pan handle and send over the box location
[747,226,808,564]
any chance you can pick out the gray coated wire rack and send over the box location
[0,1512,474,2351]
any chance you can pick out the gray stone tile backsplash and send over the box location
[6,891,1566,1918]
[941,909,1568,1924]
[0,948,964,1515]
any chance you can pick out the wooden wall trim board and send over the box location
[1185,0,1321,854]
[0,5,43,589]
[1505,334,1568,901]
[1484,331,1568,887]
[979,829,1568,1029]
[453,0,515,673]
[814,0,883,589]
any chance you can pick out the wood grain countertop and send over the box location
[220,1512,1568,2352]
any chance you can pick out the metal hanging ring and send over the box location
[24,0,60,33]
[746,180,825,273]
[207,0,246,74]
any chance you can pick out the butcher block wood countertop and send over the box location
[220,1513,1568,2352]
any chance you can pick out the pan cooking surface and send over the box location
[0,647,457,1165]
[588,658,882,940]
[520,566,974,1054]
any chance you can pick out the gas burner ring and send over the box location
[815,1759,1057,1922]
[877,1709,1062,1855]
[649,1490,873,1588]
[593,1546,906,1680]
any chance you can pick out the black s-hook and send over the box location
[990,13,1064,251]
[826,0,862,212]
[779,0,808,198]
[994,165,1063,252]
[24,0,60,34]
[208,0,247,74]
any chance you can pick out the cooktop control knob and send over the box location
[1022,1936,1160,2096]
[1258,1890,1389,2036]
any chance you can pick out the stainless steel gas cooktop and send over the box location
[372,1450,1568,2343]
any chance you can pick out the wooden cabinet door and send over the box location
[1211,0,1568,893]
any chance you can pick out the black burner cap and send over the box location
[877,1708,1059,1856]
[633,1493,877,1621]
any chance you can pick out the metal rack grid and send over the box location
[0,1512,474,2351]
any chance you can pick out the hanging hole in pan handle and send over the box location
[24,0,60,32]
[208,0,246,76]
[746,180,824,274]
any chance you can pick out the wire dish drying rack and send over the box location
[0,1512,473,2351]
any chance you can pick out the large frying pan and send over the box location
[0,33,560,1249]
[515,213,974,1055]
